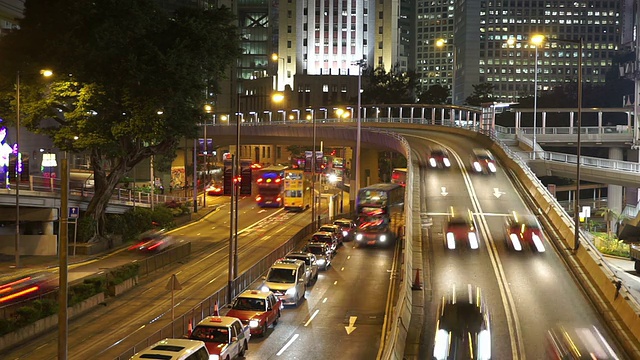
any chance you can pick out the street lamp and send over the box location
[354,59,366,204]
[264,110,272,122]
[15,69,53,268]
[277,109,287,123]
[271,53,285,91]
[436,38,457,105]
[291,109,300,121]
[319,108,328,121]
[307,108,317,226]
[530,34,545,159]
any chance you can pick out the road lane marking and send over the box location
[304,309,320,326]
[276,333,299,356]
[347,256,351,260]
[345,316,357,334]
[322,297,328,303]
[341,267,345,271]
[333,281,338,285]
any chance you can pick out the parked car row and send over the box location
[130,219,359,360]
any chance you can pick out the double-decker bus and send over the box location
[255,165,288,207]
[391,168,407,187]
[283,169,311,211]
[354,183,404,246]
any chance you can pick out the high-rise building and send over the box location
[416,1,622,105]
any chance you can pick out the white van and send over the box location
[130,338,210,360]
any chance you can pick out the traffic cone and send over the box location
[412,268,423,291]
[187,319,193,336]
[213,301,219,316]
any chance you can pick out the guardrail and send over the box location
[536,151,640,173]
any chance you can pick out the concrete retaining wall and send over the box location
[0,292,105,352]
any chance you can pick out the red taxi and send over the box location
[226,290,282,337]
[188,315,250,359]
[505,212,546,252]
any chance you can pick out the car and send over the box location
[128,228,174,252]
[226,290,282,337]
[261,259,307,306]
[302,242,332,270]
[546,324,619,360]
[470,148,497,174]
[333,218,357,241]
[130,338,210,360]
[318,224,344,245]
[285,251,319,285]
[428,147,451,168]
[205,182,224,196]
[432,284,491,360]
[310,231,338,253]
[504,212,546,252]
[0,272,57,305]
[445,208,479,250]
[188,316,250,360]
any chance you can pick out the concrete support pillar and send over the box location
[542,112,547,129]
[608,147,624,218]
[359,148,379,188]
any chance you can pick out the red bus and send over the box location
[255,165,288,207]
[391,168,407,187]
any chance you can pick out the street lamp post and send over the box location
[308,108,317,226]
[436,38,456,105]
[271,53,285,91]
[573,37,584,252]
[354,59,366,204]
[530,34,545,159]
[15,69,52,268]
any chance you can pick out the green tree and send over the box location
[417,85,449,104]
[0,0,240,240]
[464,82,497,106]
[361,65,417,104]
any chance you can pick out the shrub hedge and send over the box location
[108,263,140,286]
[0,277,104,336]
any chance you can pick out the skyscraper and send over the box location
[416,0,622,104]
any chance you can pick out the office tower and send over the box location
[417,1,622,104]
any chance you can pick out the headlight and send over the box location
[443,158,451,167]
[468,232,479,249]
[285,287,297,296]
[509,233,523,251]
[379,234,387,242]
[488,162,497,173]
[317,258,326,265]
[250,319,260,328]
[477,329,491,360]
[356,233,363,241]
[433,329,449,360]
[473,161,482,172]
[446,232,456,250]
[210,355,220,360]
[261,285,270,292]
[532,234,546,252]
[342,230,348,236]
[429,158,437,167]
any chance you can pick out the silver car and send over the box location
[285,251,319,285]
[303,242,332,270]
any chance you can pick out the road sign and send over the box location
[69,207,80,219]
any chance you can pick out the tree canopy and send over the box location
[361,65,416,104]
[464,82,497,106]
[0,0,240,239]
[417,85,449,105]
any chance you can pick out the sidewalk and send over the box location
[0,205,219,283]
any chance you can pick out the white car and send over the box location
[261,259,307,306]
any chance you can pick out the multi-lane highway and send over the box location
[400,129,627,359]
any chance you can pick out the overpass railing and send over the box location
[534,151,640,173]
[9,175,190,207]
